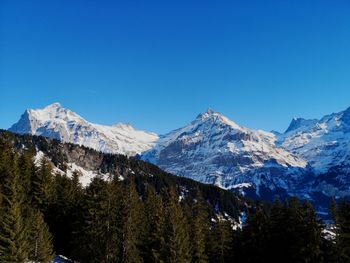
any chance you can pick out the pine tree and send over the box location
[122,179,144,263]
[0,149,29,263]
[336,199,350,262]
[268,198,324,263]
[72,178,122,263]
[150,190,168,263]
[166,189,191,263]
[267,198,287,262]
[208,220,233,263]
[18,152,35,204]
[191,190,209,263]
[31,157,54,210]
[43,172,84,257]
[27,210,54,263]
[143,185,163,262]
[106,179,124,263]
[237,206,269,263]
[299,201,324,262]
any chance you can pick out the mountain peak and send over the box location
[340,106,350,124]
[9,103,158,156]
[41,102,63,112]
[206,107,215,114]
[196,108,220,119]
[112,122,134,129]
[285,117,318,133]
[193,108,245,132]
[47,102,62,108]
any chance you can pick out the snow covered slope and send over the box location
[9,103,158,156]
[142,109,309,197]
[277,106,350,174]
[276,107,350,199]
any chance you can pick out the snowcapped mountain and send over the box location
[9,103,350,203]
[9,103,158,156]
[276,107,350,199]
[142,108,310,197]
[277,106,350,174]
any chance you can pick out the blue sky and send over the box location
[1,0,350,134]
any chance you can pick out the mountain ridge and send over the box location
[141,108,310,200]
[9,103,158,156]
[8,103,350,206]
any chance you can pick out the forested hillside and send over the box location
[0,130,349,262]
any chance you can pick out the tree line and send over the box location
[0,133,350,263]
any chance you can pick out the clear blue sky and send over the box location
[1,0,350,134]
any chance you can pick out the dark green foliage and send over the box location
[333,199,350,262]
[208,220,234,263]
[32,157,54,209]
[236,206,269,262]
[71,178,123,263]
[0,130,346,263]
[122,179,145,263]
[27,210,54,263]
[0,135,54,263]
[166,189,192,263]
[191,191,209,263]
[145,187,168,263]
[235,198,325,263]
[18,152,36,205]
[44,172,83,256]
[0,148,29,263]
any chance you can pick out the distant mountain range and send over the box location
[9,103,158,156]
[9,103,350,208]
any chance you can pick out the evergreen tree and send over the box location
[106,179,124,263]
[72,178,123,263]
[122,179,144,263]
[31,157,54,210]
[166,189,191,263]
[299,201,324,262]
[143,185,163,262]
[0,150,29,263]
[27,210,54,263]
[237,206,269,263]
[268,198,324,263]
[336,199,350,262]
[18,152,35,204]
[150,190,168,263]
[44,172,83,257]
[208,220,233,263]
[191,191,209,263]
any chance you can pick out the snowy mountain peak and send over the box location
[285,117,318,133]
[196,107,217,119]
[195,108,242,131]
[278,105,350,175]
[142,110,307,192]
[112,122,134,129]
[206,107,214,114]
[25,103,86,125]
[45,102,62,108]
[9,103,158,156]
[340,106,350,124]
